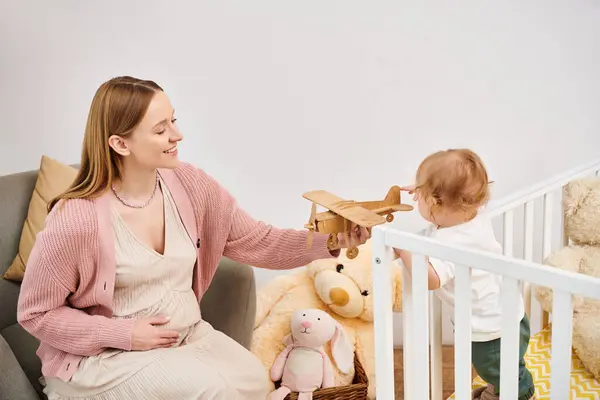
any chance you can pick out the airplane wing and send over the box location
[302,190,347,208]
[303,190,385,227]
[375,204,414,213]
[338,205,386,227]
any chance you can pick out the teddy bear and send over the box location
[534,177,600,380]
[251,239,403,399]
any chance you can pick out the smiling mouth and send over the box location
[163,146,177,154]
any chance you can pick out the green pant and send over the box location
[471,315,535,400]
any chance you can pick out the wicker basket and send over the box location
[274,352,369,400]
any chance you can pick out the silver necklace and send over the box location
[111,174,159,209]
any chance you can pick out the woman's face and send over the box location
[110,90,183,170]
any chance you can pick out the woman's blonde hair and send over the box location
[48,76,163,212]
[415,148,491,215]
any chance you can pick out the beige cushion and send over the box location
[3,156,77,282]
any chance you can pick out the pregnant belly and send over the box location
[114,290,202,344]
[158,291,202,333]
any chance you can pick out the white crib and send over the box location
[371,158,600,400]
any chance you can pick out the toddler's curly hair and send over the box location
[415,149,491,215]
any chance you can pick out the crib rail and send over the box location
[371,159,600,400]
[486,158,600,328]
[485,157,600,218]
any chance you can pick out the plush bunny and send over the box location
[268,309,353,400]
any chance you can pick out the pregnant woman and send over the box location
[17,76,369,399]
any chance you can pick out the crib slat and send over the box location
[524,201,534,261]
[500,276,521,400]
[401,259,414,399]
[523,201,534,318]
[541,193,553,329]
[560,188,569,248]
[411,253,430,399]
[454,264,472,400]
[542,192,553,260]
[503,210,514,257]
[371,228,396,400]
[550,290,574,399]
[430,293,443,400]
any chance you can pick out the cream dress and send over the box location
[43,179,269,400]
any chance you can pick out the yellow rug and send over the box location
[447,325,600,399]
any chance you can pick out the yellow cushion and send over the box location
[3,155,77,282]
[447,324,600,399]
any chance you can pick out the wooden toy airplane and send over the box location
[303,186,413,259]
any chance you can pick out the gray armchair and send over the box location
[0,168,257,400]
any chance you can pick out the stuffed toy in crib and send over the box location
[268,308,353,400]
[251,240,403,399]
[535,177,600,381]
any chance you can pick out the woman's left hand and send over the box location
[329,223,371,250]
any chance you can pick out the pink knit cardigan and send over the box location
[17,162,336,381]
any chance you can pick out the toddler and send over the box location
[395,149,535,400]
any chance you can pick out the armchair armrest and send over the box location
[0,278,20,331]
[199,257,256,349]
[0,334,39,400]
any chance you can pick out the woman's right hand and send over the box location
[131,316,180,350]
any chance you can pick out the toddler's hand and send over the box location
[393,248,403,259]
[399,185,415,195]
[131,316,180,351]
